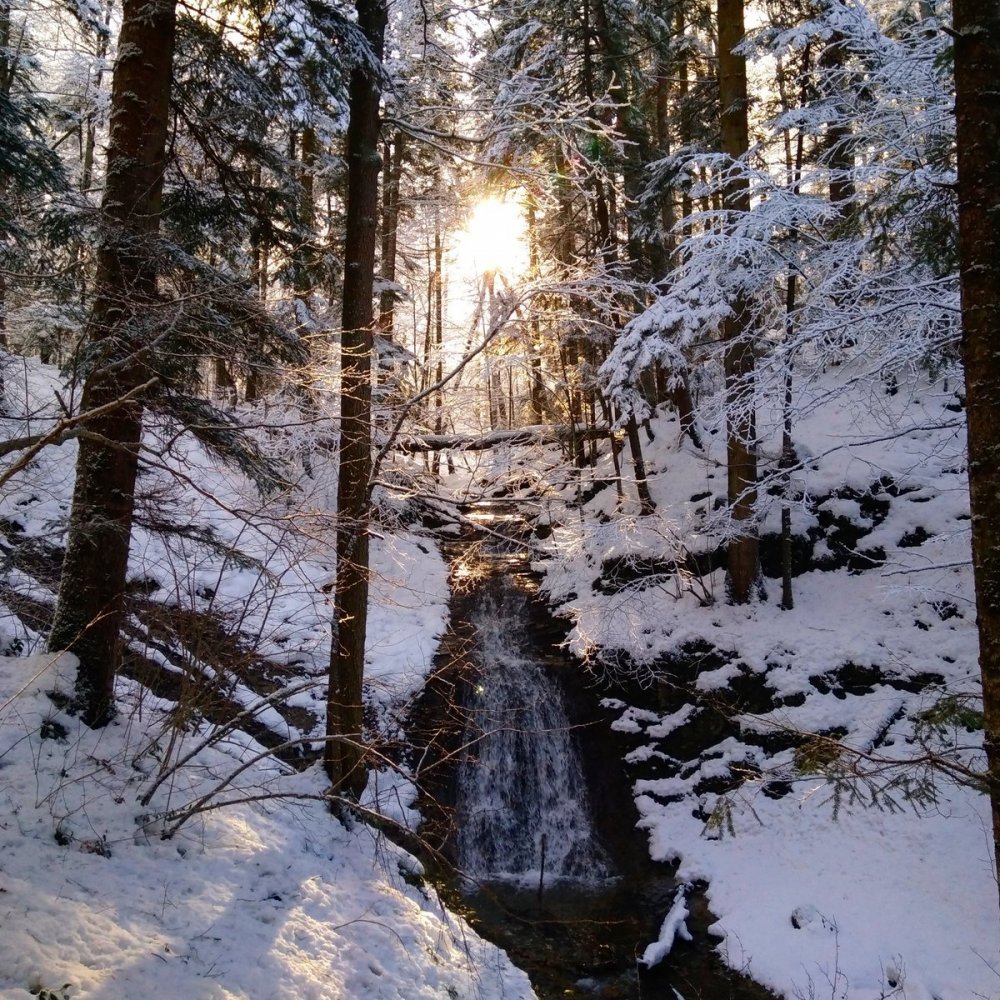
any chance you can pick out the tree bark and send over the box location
[718,0,760,604]
[677,6,693,237]
[953,0,1000,920]
[79,2,112,199]
[525,193,546,424]
[296,122,318,297]
[431,220,445,477]
[47,0,176,726]
[0,1,12,368]
[821,32,855,222]
[325,0,386,798]
[777,59,806,612]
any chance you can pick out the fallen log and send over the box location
[394,423,612,453]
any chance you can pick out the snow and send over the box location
[639,886,693,969]
[0,359,532,1000]
[0,656,533,1000]
[527,361,1000,999]
[646,781,998,1000]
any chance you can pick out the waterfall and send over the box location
[453,576,610,885]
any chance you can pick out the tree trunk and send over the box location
[79,2,112,198]
[73,3,113,314]
[777,61,806,612]
[214,357,236,405]
[655,57,675,261]
[297,123,318,297]
[525,194,546,423]
[672,375,702,449]
[718,0,760,604]
[432,219,444,477]
[820,32,855,223]
[0,2,11,370]
[378,131,404,335]
[780,284,796,613]
[598,397,626,506]
[584,0,657,507]
[677,6,693,237]
[625,415,655,515]
[47,0,176,727]
[325,0,386,799]
[953,0,1000,921]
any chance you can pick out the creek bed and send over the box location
[412,501,778,1000]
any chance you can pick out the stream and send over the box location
[412,501,777,1000]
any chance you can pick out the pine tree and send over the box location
[953,0,1000,920]
[47,0,177,725]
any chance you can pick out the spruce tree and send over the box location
[326,0,387,798]
[47,0,177,725]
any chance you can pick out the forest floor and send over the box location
[0,358,530,999]
[0,354,998,999]
[472,360,1000,999]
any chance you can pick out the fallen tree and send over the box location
[393,423,612,453]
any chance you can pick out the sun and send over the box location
[457,196,528,277]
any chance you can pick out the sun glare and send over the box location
[458,196,528,276]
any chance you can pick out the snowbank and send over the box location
[0,653,535,999]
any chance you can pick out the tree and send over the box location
[325,0,387,798]
[953,0,1000,918]
[0,0,64,241]
[0,0,65,372]
[470,0,663,505]
[602,0,957,613]
[47,0,177,726]
[718,0,760,603]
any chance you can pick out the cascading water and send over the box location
[452,549,609,886]
[418,504,778,999]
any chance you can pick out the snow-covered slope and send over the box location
[0,358,533,1000]
[0,654,533,999]
[527,364,1000,999]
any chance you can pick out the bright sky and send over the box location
[453,196,529,279]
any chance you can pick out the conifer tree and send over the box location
[326,0,387,798]
[0,0,65,367]
[953,0,1000,918]
[47,0,177,725]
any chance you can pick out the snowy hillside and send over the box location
[0,654,534,999]
[523,362,1000,999]
[0,358,533,1000]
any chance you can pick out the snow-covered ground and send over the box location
[0,654,533,999]
[0,358,533,1000]
[521,361,1000,999]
